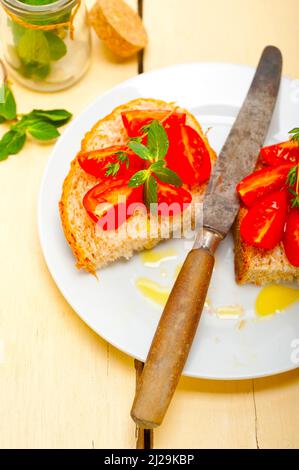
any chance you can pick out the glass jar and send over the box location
[0,0,91,91]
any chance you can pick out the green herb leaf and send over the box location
[288,188,299,208]
[27,120,60,140]
[289,128,299,143]
[0,84,17,121]
[150,160,166,172]
[144,175,158,211]
[128,141,152,161]
[147,120,169,160]
[20,62,51,81]
[287,165,299,207]
[116,151,130,168]
[45,32,67,61]
[287,165,297,186]
[17,30,51,66]
[31,109,72,123]
[130,136,143,143]
[105,162,120,177]
[0,130,26,161]
[151,166,183,187]
[13,114,40,131]
[128,170,149,188]
[17,29,51,80]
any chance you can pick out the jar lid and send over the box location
[0,0,78,15]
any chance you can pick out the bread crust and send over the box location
[60,98,216,273]
[233,207,299,285]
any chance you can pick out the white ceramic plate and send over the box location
[38,63,299,380]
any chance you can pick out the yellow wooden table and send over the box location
[0,0,299,449]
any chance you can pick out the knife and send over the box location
[131,46,282,429]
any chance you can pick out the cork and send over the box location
[89,0,148,58]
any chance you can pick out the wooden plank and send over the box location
[253,371,299,449]
[153,378,256,449]
[1,0,298,449]
[142,0,299,449]
[0,0,138,449]
[143,0,299,78]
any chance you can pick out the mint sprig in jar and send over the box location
[0,0,91,91]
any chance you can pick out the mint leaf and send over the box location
[20,62,50,81]
[10,108,71,143]
[147,120,169,160]
[17,30,51,65]
[45,32,67,61]
[30,109,72,124]
[150,160,165,172]
[17,30,51,80]
[152,166,182,187]
[289,128,299,143]
[128,170,148,188]
[0,84,17,121]
[128,141,151,160]
[28,120,60,140]
[13,114,40,131]
[144,175,158,211]
[0,130,26,161]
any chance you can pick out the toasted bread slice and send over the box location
[233,207,299,285]
[59,98,216,273]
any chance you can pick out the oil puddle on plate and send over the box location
[135,242,299,326]
[135,278,170,306]
[255,285,299,317]
[136,246,181,306]
[140,248,178,267]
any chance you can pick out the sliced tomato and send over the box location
[237,164,292,207]
[157,181,192,216]
[121,110,186,137]
[260,141,299,166]
[78,145,144,179]
[240,189,288,250]
[282,208,299,267]
[83,179,143,230]
[166,125,211,187]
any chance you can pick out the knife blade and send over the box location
[203,45,282,236]
[131,46,282,429]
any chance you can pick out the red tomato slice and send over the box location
[78,145,144,179]
[121,110,186,137]
[237,164,292,207]
[283,208,299,267]
[240,189,288,250]
[260,141,299,166]
[157,181,192,216]
[83,179,143,230]
[166,125,211,187]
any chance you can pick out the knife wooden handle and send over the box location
[131,233,220,428]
